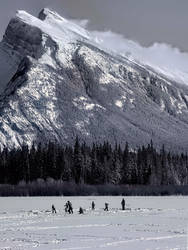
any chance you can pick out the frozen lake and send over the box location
[0,196,188,250]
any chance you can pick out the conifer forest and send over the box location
[0,138,188,193]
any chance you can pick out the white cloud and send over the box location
[71,20,188,85]
[91,31,188,85]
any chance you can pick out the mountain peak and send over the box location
[0,8,90,96]
[38,8,49,21]
[38,8,66,22]
[0,9,188,151]
[38,8,90,40]
[15,9,89,43]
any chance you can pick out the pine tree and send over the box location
[73,137,83,184]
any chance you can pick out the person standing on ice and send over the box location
[64,202,69,213]
[52,204,57,214]
[79,207,84,214]
[91,201,95,210]
[121,198,125,210]
[67,201,73,214]
[104,203,109,211]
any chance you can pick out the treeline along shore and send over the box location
[0,137,188,196]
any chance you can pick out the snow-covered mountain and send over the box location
[0,8,188,151]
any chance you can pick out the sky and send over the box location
[0,0,188,52]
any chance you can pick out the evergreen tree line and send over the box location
[0,138,188,186]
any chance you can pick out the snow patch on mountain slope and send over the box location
[115,100,123,108]
[39,8,90,40]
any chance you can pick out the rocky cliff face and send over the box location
[0,8,188,151]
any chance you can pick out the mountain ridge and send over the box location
[0,9,188,151]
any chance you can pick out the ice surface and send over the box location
[0,196,188,250]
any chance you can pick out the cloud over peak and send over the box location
[71,18,188,85]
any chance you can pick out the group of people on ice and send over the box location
[51,198,126,214]
[64,201,73,214]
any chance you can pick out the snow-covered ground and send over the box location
[0,196,188,250]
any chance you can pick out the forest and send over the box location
[0,138,188,196]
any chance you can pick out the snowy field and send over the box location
[0,196,188,250]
